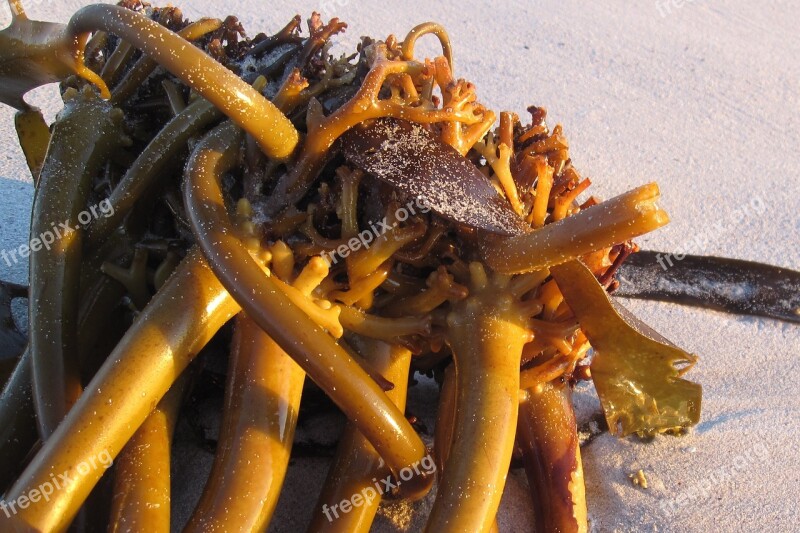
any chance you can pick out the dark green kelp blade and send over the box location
[615,251,800,324]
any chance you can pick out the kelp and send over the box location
[552,260,702,437]
[0,2,713,531]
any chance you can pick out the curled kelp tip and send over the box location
[401,21,453,70]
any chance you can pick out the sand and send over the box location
[1,1,798,531]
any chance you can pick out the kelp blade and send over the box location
[551,260,702,438]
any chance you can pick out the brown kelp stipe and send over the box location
[108,372,190,532]
[426,264,534,533]
[0,349,37,494]
[306,338,413,532]
[185,315,305,531]
[518,380,588,533]
[28,87,130,438]
[188,242,329,532]
[86,96,223,246]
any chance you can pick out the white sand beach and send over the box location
[1,1,798,531]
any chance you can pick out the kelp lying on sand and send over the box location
[0,2,701,531]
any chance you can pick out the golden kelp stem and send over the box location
[307,339,413,533]
[338,305,431,340]
[482,183,669,274]
[433,366,506,533]
[518,381,588,533]
[187,248,325,530]
[426,264,532,533]
[67,4,298,159]
[185,316,305,532]
[528,157,553,228]
[28,89,128,438]
[184,122,432,500]
[110,17,223,104]
[1,249,241,532]
[108,373,189,533]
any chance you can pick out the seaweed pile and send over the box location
[0,2,701,531]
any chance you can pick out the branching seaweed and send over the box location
[0,2,703,532]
